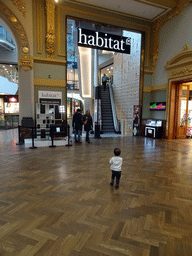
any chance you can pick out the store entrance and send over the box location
[170,81,192,139]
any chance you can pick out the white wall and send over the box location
[153,3,192,86]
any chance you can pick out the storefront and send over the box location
[0,95,19,128]
[66,17,143,134]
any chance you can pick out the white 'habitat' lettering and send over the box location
[78,28,126,51]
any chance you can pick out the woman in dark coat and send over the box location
[83,110,93,143]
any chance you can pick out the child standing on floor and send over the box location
[109,148,123,189]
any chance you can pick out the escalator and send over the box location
[101,83,120,133]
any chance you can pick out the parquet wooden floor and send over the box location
[0,129,192,255]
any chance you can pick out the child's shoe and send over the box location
[110,182,114,186]
[115,185,119,189]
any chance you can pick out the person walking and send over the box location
[102,74,109,91]
[72,109,83,142]
[83,110,93,143]
[109,148,123,189]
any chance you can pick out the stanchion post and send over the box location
[16,125,24,145]
[49,134,56,148]
[66,124,72,146]
[29,127,37,149]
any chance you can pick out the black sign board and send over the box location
[40,99,61,105]
[78,28,131,54]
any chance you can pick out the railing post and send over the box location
[49,134,56,148]
[29,127,37,149]
[66,124,72,146]
[16,125,24,145]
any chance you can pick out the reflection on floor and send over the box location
[0,129,192,255]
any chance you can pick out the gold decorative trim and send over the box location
[10,16,18,23]
[10,0,26,18]
[151,0,191,72]
[171,68,192,77]
[36,0,43,54]
[143,84,167,92]
[143,86,151,93]
[0,2,29,49]
[144,69,153,74]
[19,55,33,72]
[57,6,66,57]
[34,78,66,87]
[46,0,55,58]
[33,57,66,65]
[22,47,29,54]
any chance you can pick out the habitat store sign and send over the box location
[78,28,131,54]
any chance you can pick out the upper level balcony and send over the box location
[0,26,16,52]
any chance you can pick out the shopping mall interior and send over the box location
[0,0,192,255]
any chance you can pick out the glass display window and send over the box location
[4,102,19,114]
[0,98,3,114]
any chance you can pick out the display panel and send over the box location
[50,124,64,135]
[150,102,166,111]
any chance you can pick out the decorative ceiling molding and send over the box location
[10,0,26,18]
[67,0,170,21]
[0,1,29,50]
[151,0,191,72]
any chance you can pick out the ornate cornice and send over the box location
[34,78,66,87]
[10,0,26,18]
[46,0,55,58]
[0,2,29,50]
[151,0,191,72]
[165,45,192,70]
[171,67,192,77]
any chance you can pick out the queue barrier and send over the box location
[16,124,71,149]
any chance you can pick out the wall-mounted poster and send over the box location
[133,105,141,136]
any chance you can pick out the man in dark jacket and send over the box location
[72,109,83,142]
[102,74,109,91]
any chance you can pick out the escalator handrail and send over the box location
[108,83,120,133]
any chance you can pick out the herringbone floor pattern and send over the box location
[0,129,192,255]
